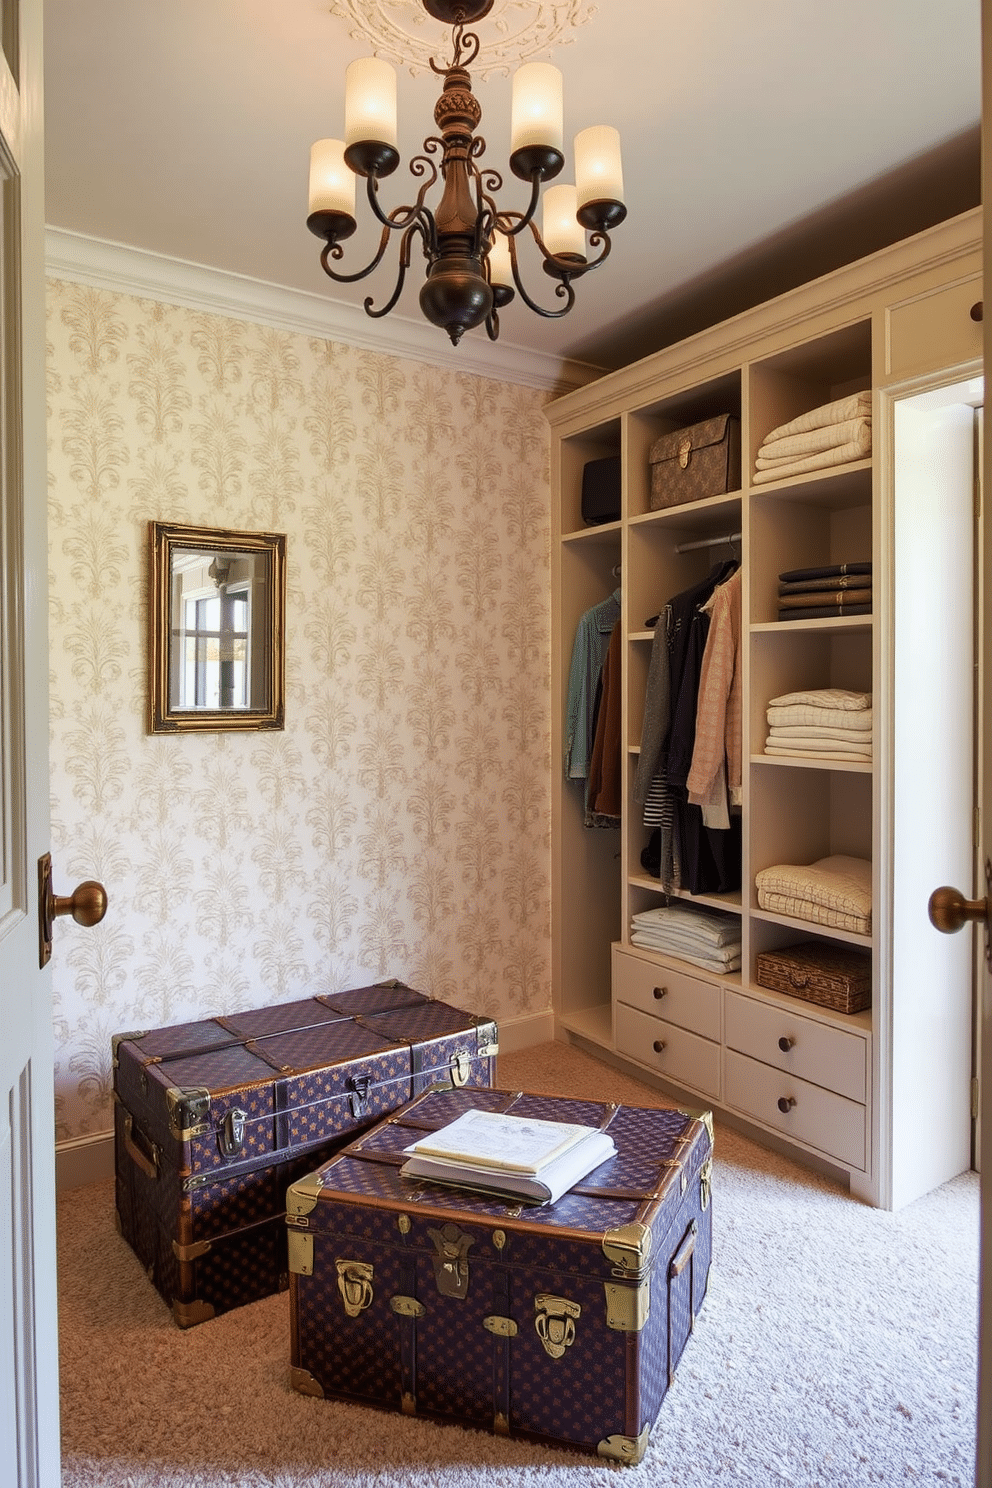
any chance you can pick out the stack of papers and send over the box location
[400,1108,616,1205]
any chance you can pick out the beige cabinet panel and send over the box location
[724,1050,867,1171]
[724,989,868,1103]
[614,1002,721,1100]
[886,275,982,380]
[613,947,723,1041]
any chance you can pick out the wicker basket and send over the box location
[755,939,871,1014]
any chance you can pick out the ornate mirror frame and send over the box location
[149,521,286,733]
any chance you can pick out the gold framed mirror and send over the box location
[149,521,286,733]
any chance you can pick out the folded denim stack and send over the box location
[753,391,871,485]
[630,902,742,974]
[776,561,872,621]
[764,687,871,764]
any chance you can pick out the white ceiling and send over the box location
[43,0,982,380]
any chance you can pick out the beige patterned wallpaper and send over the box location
[46,279,552,1144]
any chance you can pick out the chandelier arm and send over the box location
[493,173,544,238]
[318,230,394,286]
[362,222,423,319]
[504,225,577,320]
[362,167,438,234]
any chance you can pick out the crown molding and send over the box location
[44,227,602,394]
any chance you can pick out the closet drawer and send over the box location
[886,275,983,380]
[724,1050,867,1171]
[613,947,722,1041]
[725,989,867,1103]
[614,1002,721,1099]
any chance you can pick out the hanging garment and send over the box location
[686,566,743,828]
[586,619,622,827]
[563,589,621,781]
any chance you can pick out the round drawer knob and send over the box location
[653,985,667,1000]
[653,1039,667,1054]
[778,1036,795,1052]
[777,1096,796,1114]
[970,301,984,322]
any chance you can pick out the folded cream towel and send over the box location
[766,736,871,755]
[763,392,871,444]
[757,416,871,465]
[767,724,873,743]
[629,933,742,973]
[753,430,871,483]
[631,904,741,948]
[764,744,872,763]
[768,689,871,712]
[755,854,871,925]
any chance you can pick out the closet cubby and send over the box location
[625,373,742,519]
[550,210,981,1207]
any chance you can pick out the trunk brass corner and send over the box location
[603,1222,653,1274]
[287,1170,324,1218]
[598,1426,650,1465]
[604,1278,650,1333]
[288,1230,314,1277]
[290,1367,325,1398]
[173,1298,215,1329]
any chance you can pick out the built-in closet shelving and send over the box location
[549,210,983,1208]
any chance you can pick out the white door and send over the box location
[0,0,60,1482]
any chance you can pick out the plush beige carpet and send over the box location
[57,1041,979,1487]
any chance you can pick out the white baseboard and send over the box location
[54,1008,555,1192]
[56,1132,114,1192]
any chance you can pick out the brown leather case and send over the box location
[649,414,740,509]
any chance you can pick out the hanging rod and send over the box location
[675,531,741,554]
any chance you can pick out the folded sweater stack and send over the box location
[777,561,872,621]
[753,391,871,485]
[764,687,872,764]
[755,853,871,935]
[630,903,742,974]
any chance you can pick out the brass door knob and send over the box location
[38,852,108,967]
[928,885,989,934]
[928,859,992,968]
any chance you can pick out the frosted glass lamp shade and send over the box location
[308,140,356,217]
[574,124,627,232]
[345,57,398,148]
[488,233,513,288]
[511,63,563,153]
[543,184,585,261]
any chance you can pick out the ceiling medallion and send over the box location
[326,0,599,80]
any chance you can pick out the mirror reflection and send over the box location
[149,523,286,733]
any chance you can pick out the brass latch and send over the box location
[428,1224,474,1298]
[390,1295,426,1319]
[677,435,692,469]
[348,1074,373,1118]
[218,1108,247,1158]
[483,1314,518,1337]
[450,1051,470,1087]
[336,1260,374,1316]
[534,1294,580,1358]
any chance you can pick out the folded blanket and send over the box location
[767,689,871,713]
[629,933,742,973]
[768,724,873,743]
[763,392,872,444]
[779,573,871,595]
[779,562,871,584]
[766,730,871,750]
[753,430,871,483]
[631,904,741,948]
[767,708,873,732]
[753,896,870,935]
[778,587,872,610]
[763,746,872,765]
[757,416,871,465]
[755,854,871,931]
[778,603,872,620]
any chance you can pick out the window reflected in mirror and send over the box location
[149,522,286,733]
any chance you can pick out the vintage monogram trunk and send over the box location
[287,1086,713,1464]
[113,983,497,1327]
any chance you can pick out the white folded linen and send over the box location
[755,854,871,933]
[768,688,871,713]
[763,392,871,444]
[764,745,871,764]
[752,431,871,483]
[766,732,871,753]
[767,724,873,744]
[631,904,741,948]
[630,921,741,955]
[757,416,871,465]
[629,933,742,973]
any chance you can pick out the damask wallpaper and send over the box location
[45,279,553,1145]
